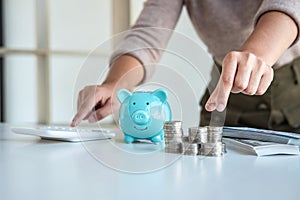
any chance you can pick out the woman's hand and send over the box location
[70,55,144,127]
[70,83,120,127]
[205,11,298,112]
[205,51,274,112]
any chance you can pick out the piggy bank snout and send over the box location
[132,110,150,125]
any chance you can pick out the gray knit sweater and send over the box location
[110,0,300,81]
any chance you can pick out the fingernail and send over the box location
[70,118,76,127]
[217,104,225,112]
[206,103,216,108]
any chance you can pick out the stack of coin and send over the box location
[164,121,183,153]
[201,142,226,156]
[188,127,208,144]
[182,127,205,156]
[199,126,226,156]
[183,136,199,156]
[207,126,223,143]
[163,122,226,156]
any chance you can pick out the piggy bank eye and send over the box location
[132,102,136,105]
[146,102,149,105]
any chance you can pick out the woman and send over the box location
[71,0,300,132]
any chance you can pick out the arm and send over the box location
[205,11,298,112]
[103,55,144,90]
[71,0,184,126]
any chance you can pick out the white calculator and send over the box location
[12,126,116,142]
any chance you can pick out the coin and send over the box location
[163,121,226,156]
[164,121,184,154]
[183,142,199,156]
[188,126,208,143]
[200,142,224,156]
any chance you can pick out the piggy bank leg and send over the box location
[124,134,135,143]
[150,135,161,143]
[150,132,163,143]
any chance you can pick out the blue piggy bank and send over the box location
[117,88,172,143]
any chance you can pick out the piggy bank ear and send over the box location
[152,88,168,103]
[117,89,132,103]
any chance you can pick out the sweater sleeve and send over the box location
[255,0,300,44]
[109,0,184,82]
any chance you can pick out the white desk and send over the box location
[1,123,300,200]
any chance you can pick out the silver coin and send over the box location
[184,149,198,156]
[188,127,209,144]
[207,126,223,132]
[164,135,183,138]
[165,141,183,147]
[201,142,223,152]
[164,130,183,134]
[197,134,208,143]
[200,142,225,156]
[165,149,183,154]
[188,127,208,133]
[164,121,182,128]
[201,142,223,149]
[207,134,222,143]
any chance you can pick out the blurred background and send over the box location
[0,0,213,130]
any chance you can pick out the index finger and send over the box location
[215,53,238,111]
[71,96,99,127]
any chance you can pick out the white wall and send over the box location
[4,55,38,123]
[4,0,38,123]
[4,0,113,124]
[49,0,111,52]
[49,0,112,124]
[4,0,37,49]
